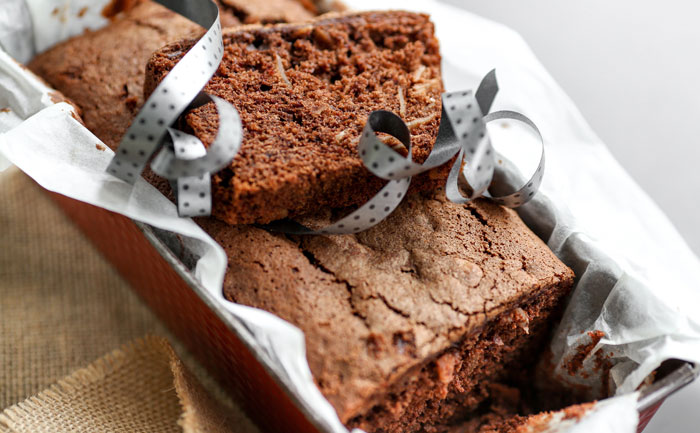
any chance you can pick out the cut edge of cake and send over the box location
[145,10,450,226]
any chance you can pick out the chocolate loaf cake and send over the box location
[201,192,575,433]
[27,0,326,150]
[27,4,578,432]
[145,11,448,225]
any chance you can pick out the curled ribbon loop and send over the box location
[105,0,242,217]
[483,111,545,207]
[268,70,546,235]
[150,94,242,180]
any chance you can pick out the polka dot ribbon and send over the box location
[105,0,243,217]
[267,70,545,235]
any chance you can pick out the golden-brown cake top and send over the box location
[204,192,574,423]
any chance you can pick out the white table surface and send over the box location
[439,1,700,431]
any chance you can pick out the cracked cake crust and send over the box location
[202,192,574,432]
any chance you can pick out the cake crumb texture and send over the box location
[146,11,447,225]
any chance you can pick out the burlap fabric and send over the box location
[0,336,233,433]
[0,167,259,433]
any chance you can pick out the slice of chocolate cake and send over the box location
[145,11,448,225]
[199,191,575,433]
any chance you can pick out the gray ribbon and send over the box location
[105,0,242,218]
[164,127,212,217]
[268,70,545,235]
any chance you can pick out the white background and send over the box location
[439,1,700,431]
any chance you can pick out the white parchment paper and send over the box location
[1,0,699,431]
